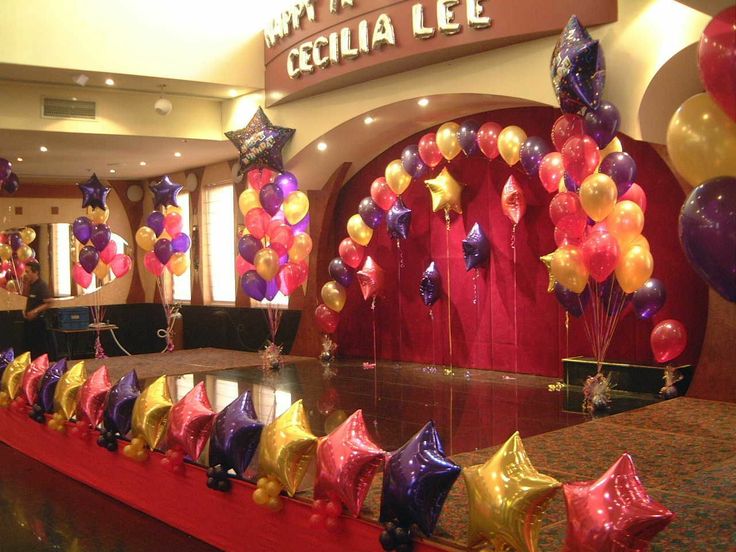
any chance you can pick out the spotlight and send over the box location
[174,152,182,158]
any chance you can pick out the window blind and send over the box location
[203,184,236,303]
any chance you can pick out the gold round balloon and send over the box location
[283,191,309,225]
[551,246,589,294]
[666,93,736,188]
[168,253,189,276]
[436,122,461,161]
[539,253,557,293]
[347,214,373,246]
[629,234,650,251]
[321,280,347,313]
[385,160,412,196]
[135,227,156,251]
[258,399,318,496]
[616,244,653,294]
[606,200,645,248]
[20,227,36,244]
[425,167,465,214]
[289,233,313,262]
[165,205,183,216]
[5,280,18,294]
[132,375,173,450]
[238,189,261,217]
[16,245,34,262]
[87,207,110,224]
[463,432,560,552]
[254,248,280,281]
[498,126,528,166]
[0,352,31,400]
[580,173,618,222]
[0,244,11,261]
[53,361,87,420]
[93,261,109,280]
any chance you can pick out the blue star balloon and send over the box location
[208,391,264,476]
[462,223,490,271]
[103,370,141,436]
[225,107,295,174]
[387,197,412,240]
[149,175,183,210]
[36,358,68,413]
[379,421,461,536]
[550,15,606,114]
[0,348,14,381]
[420,261,441,307]
[78,173,110,210]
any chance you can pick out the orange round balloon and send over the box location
[606,200,644,248]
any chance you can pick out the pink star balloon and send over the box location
[165,381,216,460]
[357,256,385,301]
[501,175,527,225]
[76,365,112,428]
[563,453,674,551]
[314,410,385,517]
[21,354,49,405]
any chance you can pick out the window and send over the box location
[252,384,292,424]
[107,233,127,283]
[203,184,236,303]
[213,378,239,412]
[50,223,71,297]
[175,374,194,400]
[172,193,192,302]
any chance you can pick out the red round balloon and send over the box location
[582,231,620,282]
[236,256,254,276]
[554,226,583,247]
[549,192,587,236]
[561,135,600,184]
[315,303,340,334]
[698,6,736,121]
[418,133,443,168]
[650,319,687,363]
[620,183,647,213]
[477,122,503,159]
[270,224,294,250]
[277,262,302,296]
[247,168,277,191]
[539,152,565,193]
[551,114,585,151]
[370,177,397,211]
[338,237,365,269]
[245,208,271,240]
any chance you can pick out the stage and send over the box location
[0,349,734,550]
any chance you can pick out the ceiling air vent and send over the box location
[42,97,96,120]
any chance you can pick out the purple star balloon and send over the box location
[0,348,14,380]
[208,391,264,476]
[225,107,295,174]
[36,358,68,413]
[550,15,606,114]
[462,223,490,271]
[103,370,141,436]
[387,197,412,240]
[420,261,442,307]
[149,175,183,210]
[379,421,461,536]
[78,173,110,210]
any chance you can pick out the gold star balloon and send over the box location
[540,253,557,293]
[425,167,465,214]
[132,375,173,450]
[463,431,561,552]
[258,399,318,496]
[53,361,87,420]
[0,351,31,400]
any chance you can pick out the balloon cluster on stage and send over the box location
[0,226,37,294]
[0,157,20,194]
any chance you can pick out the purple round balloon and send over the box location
[329,257,354,288]
[36,358,68,413]
[387,197,412,240]
[2,173,20,194]
[259,183,284,216]
[79,246,100,274]
[8,233,22,251]
[358,197,385,229]
[171,232,191,253]
[238,235,261,263]
[420,261,441,307]
[679,177,736,302]
[564,172,580,193]
[583,101,620,148]
[90,224,111,252]
[274,172,298,196]
[462,223,490,271]
[458,120,480,156]
[72,217,93,244]
[265,278,279,301]
[0,158,11,183]
[0,348,14,381]
[153,238,173,265]
[599,152,637,195]
[554,283,590,317]
[208,391,264,476]
[104,370,140,435]
[401,145,427,179]
[290,213,310,233]
[519,136,553,176]
[147,211,165,237]
[241,270,266,301]
[632,278,666,320]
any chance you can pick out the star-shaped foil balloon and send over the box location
[149,175,183,210]
[76,365,111,428]
[258,399,318,496]
[379,421,461,536]
[563,453,674,550]
[0,348,14,380]
[225,107,295,174]
[387,197,412,240]
[501,175,527,225]
[357,256,385,301]
[53,361,86,420]
[540,253,557,293]
[463,431,561,552]
[425,168,465,214]
[166,381,216,460]
[462,223,491,271]
[21,354,49,405]
[209,391,264,476]
[1,351,31,400]
[132,375,173,450]
[314,409,385,517]
[37,358,67,413]
[104,370,140,436]
[550,15,606,114]
[78,173,111,210]
[420,261,442,307]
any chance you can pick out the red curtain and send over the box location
[333,107,707,377]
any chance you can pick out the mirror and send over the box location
[0,224,131,299]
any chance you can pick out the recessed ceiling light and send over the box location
[317,142,327,152]
[39,146,48,153]
[174,152,182,158]
[228,89,238,98]
[109,169,116,174]
[139,161,147,166]
[418,98,429,107]
[105,78,115,86]
[16,157,23,162]
[364,116,375,125]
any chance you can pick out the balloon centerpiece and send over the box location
[0,226,39,295]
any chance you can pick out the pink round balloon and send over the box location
[72,262,93,287]
[477,122,503,159]
[620,183,647,213]
[561,135,600,184]
[99,240,118,264]
[164,212,183,237]
[236,256,254,276]
[110,254,132,278]
[582,231,620,282]
[144,251,165,277]
[370,177,397,211]
[418,133,443,168]
[699,6,736,121]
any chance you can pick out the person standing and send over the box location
[22,260,52,358]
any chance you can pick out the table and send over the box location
[51,324,119,360]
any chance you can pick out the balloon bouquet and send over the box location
[0,227,37,294]
[135,176,190,352]
[72,174,132,357]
